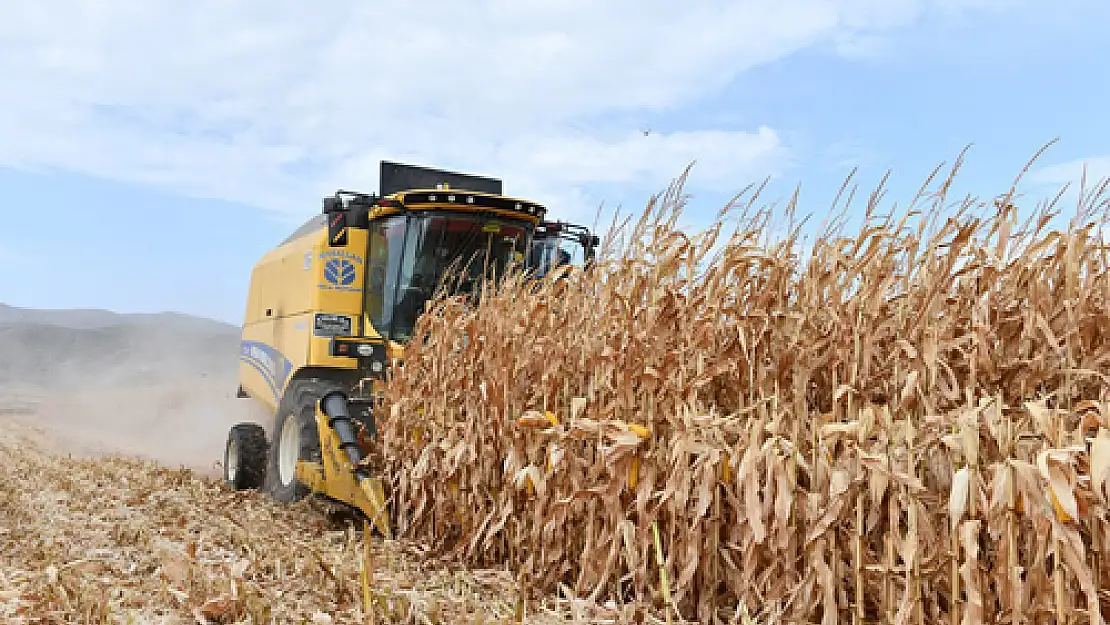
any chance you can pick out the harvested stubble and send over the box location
[381,163,1110,623]
[0,423,630,624]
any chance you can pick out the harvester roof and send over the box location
[322,161,547,224]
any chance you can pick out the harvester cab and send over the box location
[223,161,549,536]
[527,220,599,279]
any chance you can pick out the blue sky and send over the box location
[1,1,1108,324]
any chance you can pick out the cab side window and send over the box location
[365,216,405,337]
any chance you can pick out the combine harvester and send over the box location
[222,161,598,536]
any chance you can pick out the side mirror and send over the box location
[327,211,349,247]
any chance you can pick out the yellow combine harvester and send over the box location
[221,161,597,536]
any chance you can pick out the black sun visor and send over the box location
[380,161,503,197]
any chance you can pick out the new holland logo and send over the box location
[324,259,356,286]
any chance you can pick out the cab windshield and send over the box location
[365,213,529,343]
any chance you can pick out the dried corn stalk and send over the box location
[380,164,1110,622]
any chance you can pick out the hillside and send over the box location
[0,322,238,391]
[0,303,237,334]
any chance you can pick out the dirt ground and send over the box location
[0,418,558,624]
[0,398,649,625]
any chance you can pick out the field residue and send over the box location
[0,422,646,624]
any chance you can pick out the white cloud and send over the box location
[1033,157,1110,189]
[1025,157,1110,238]
[0,0,1018,223]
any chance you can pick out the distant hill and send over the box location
[0,303,240,392]
[0,303,238,334]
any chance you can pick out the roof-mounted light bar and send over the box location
[400,191,546,220]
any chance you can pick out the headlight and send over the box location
[331,337,388,380]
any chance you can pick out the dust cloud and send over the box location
[0,306,271,478]
[13,382,272,478]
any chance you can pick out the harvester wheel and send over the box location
[266,378,343,503]
[224,423,268,490]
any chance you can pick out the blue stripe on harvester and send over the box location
[239,340,294,400]
[241,357,279,399]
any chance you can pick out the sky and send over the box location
[1,0,1108,324]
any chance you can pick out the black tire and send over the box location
[224,423,268,490]
[266,378,345,503]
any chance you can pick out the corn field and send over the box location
[379,159,1110,624]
